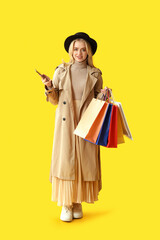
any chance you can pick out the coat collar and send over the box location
[58,63,101,76]
[58,63,101,91]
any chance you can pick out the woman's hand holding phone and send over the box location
[35,69,53,89]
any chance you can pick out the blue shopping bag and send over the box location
[95,103,113,146]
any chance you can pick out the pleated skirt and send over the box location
[51,100,100,206]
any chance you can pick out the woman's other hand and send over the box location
[41,74,53,89]
[101,86,112,97]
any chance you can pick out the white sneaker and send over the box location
[72,203,83,219]
[60,205,73,222]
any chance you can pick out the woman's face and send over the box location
[73,40,88,62]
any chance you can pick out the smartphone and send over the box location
[35,69,42,77]
[35,69,50,82]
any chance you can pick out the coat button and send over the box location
[62,117,66,121]
[63,101,66,104]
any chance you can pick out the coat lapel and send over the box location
[79,64,98,114]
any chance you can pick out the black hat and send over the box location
[64,32,97,55]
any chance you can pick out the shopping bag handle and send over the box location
[101,88,115,103]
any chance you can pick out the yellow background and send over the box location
[0,0,160,239]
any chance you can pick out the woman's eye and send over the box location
[74,48,86,51]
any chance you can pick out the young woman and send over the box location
[41,32,109,222]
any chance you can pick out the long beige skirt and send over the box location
[51,100,100,206]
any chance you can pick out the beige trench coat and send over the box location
[45,63,103,189]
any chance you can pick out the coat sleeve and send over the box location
[44,67,60,105]
[94,69,104,100]
[94,69,111,101]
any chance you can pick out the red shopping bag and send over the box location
[106,104,118,148]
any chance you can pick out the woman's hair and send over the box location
[62,38,96,68]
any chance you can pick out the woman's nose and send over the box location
[78,50,82,55]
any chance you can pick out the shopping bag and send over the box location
[85,102,109,143]
[95,103,113,146]
[106,104,118,148]
[115,102,133,140]
[117,107,125,144]
[73,98,106,139]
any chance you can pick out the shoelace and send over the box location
[64,206,73,213]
